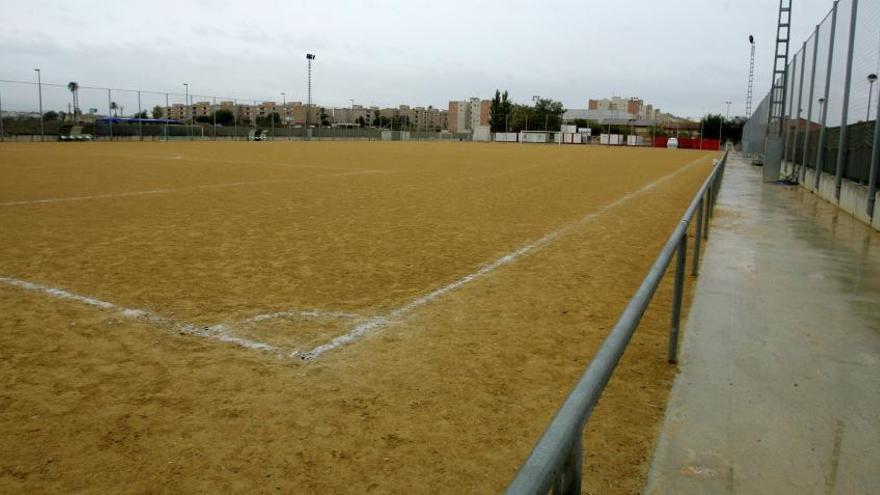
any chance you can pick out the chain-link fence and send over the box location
[0,79,461,142]
[743,0,880,197]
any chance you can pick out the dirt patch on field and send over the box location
[0,142,714,493]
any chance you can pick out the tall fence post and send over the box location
[815,1,839,192]
[783,58,797,165]
[164,93,170,141]
[790,42,807,176]
[107,89,113,141]
[834,0,859,201]
[212,97,217,141]
[802,24,821,183]
[0,92,4,142]
[668,233,688,364]
[137,91,143,141]
[692,198,703,276]
[868,86,880,218]
[233,98,238,141]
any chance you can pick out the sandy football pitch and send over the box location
[0,141,715,493]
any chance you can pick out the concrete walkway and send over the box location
[644,152,880,494]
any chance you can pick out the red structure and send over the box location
[653,137,720,150]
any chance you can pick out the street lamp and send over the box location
[306,53,316,139]
[34,69,44,141]
[867,73,877,121]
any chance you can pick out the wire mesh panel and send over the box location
[844,0,880,184]
[782,51,801,163]
[800,30,819,169]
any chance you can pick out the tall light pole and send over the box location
[746,35,756,117]
[306,53,316,140]
[183,83,191,140]
[281,91,286,124]
[867,73,877,121]
[34,68,44,141]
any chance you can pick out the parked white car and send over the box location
[667,137,679,149]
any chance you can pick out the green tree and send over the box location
[532,97,565,131]
[213,109,235,126]
[355,116,366,128]
[43,111,59,121]
[151,105,164,119]
[701,114,723,139]
[489,89,513,132]
[110,101,119,117]
[133,110,149,119]
[67,81,80,122]
[319,108,330,127]
[256,112,281,127]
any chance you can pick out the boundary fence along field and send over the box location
[742,0,880,215]
[505,151,727,494]
[0,79,469,142]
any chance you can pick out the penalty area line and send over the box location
[295,155,711,360]
[0,276,280,354]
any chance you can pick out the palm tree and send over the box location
[67,81,79,122]
[110,101,118,117]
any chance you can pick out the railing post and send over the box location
[704,186,713,239]
[692,198,703,276]
[552,436,582,495]
[668,233,688,364]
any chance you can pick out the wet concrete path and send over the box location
[644,152,880,494]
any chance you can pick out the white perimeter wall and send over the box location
[781,161,880,231]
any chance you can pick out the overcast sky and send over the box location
[0,0,837,118]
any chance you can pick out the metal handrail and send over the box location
[505,149,728,495]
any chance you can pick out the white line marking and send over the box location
[0,276,280,354]
[296,156,711,360]
[241,309,362,324]
[0,171,386,207]
[0,277,116,309]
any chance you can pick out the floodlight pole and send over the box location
[233,98,238,141]
[34,68,44,141]
[306,53,315,140]
[867,74,877,122]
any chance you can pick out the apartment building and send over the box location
[448,98,489,133]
